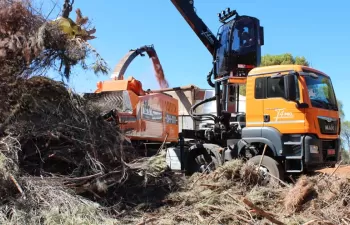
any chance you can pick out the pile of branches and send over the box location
[1,76,137,193]
[128,160,350,225]
[0,75,181,223]
[0,0,108,82]
[0,76,133,224]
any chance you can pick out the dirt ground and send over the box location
[317,165,350,178]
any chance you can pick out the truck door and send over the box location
[263,75,305,134]
[246,77,264,127]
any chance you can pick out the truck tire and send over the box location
[185,144,222,176]
[248,155,284,182]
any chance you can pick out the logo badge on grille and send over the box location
[325,124,335,131]
[325,118,333,123]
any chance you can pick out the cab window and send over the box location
[254,77,264,99]
[254,75,300,100]
[267,77,285,98]
[266,75,300,100]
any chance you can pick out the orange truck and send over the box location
[85,1,341,181]
[241,65,340,174]
[159,64,340,179]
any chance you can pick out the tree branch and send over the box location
[61,0,74,18]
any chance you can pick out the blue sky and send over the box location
[39,0,350,119]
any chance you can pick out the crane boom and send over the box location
[111,45,169,89]
[170,0,218,55]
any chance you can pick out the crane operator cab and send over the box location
[214,9,264,79]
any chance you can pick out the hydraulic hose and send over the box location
[189,96,217,122]
[207,69,215,88]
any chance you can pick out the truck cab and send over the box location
[243,65,340,172]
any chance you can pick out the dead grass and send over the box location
[0,138,180,225]
[284,175,317,213]
[142,159,283,225]
[126,160,350,225]
[0,177,119,225]
[240,161,264,186]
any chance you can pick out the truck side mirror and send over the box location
[284,74,297,101]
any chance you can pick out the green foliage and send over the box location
[294,56,310,66]
[261,53,309,67]
[239,84,246,96]
[240,53,309,96]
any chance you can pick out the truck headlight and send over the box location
[310,145,319,154]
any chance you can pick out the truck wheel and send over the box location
[248,155,284,183]
[185,145,222,176]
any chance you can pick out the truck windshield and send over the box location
[304,72,338,111]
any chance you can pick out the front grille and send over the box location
[318,116,338,135]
